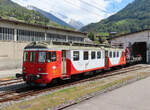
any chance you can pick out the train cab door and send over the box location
[62,50,67,76]
[105,50,109,67]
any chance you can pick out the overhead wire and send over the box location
[63,0,103,17]
[27,0,112,17]
[33,0,105,17]
[78,0,111,13]
[25,0,118,23]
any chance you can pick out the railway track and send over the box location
[0,79,23,86]
[0,65,148,104]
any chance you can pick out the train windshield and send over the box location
[38,52,46,63]
[30,52,36,62]
[23,52,28,62]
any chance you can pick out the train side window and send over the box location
[46,52,56,62]
[73,51,79,61]
[84,51,88,60]
[29,52,36,62]
[23,52,28,62]
[117,52,119,57]
[113,51,116,58]
[97,51,101,59]
[91,51,96,59]
[52,52,56,62]
[46,52,51,62]
[109,51,112,58]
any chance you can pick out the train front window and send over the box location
[38,52,46,63]
[29,52,36,62]
[23,52,28,62]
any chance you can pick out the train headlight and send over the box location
[37,75,40,78]
[38,68,42,72]
[23,67,26,70]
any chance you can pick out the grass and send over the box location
[1,70,150,110]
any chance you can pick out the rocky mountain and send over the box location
[50,11,84,30]
[27,5,73,28]
[68,19,84,30]
[81,0,150,34]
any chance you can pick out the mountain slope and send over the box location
[28,6,73,28]
[0,0,50,24]
[0,0,69,28]
[81,0,150,34]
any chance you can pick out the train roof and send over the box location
[24,41,124,51]
[105,47,124,51]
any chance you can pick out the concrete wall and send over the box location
[0,41,29,70]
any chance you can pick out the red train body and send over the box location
[18,42,126,85]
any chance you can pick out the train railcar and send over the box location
[16,41,126,85]
[105,48,126,68]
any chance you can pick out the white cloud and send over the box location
[12,0,114,25]
[114,0,123,3]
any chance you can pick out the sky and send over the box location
[11,0,134,25]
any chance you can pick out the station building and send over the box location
[110,29,150,63]
[0,19,87,42]
[0,18,87,70]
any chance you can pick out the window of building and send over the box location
[0,27,14,41]
[29,52,36,62]
[68,36,84,42]
[17,29,45,41]
[46,52,57,62]
[84,51,88,60]
[91,51,96,59]
[0,27,2,40]
[109,51,112,58]
[97,51,101,59]
[73,51,79,61]
[47,33,66,42]
[23,52,28,62]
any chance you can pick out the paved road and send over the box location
[64,77,150,110]
[0,69,21,78]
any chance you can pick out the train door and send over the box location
[28,51,37,75]
[62,50,67,76]
[102,50,105,66]
[105,50,109,67]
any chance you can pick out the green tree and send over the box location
[88,32,95,41]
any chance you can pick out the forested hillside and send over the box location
[81,0,150,34]
[0,0,69,28]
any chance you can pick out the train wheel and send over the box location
[47,79,59,87]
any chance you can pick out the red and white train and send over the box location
[17,41,127,86]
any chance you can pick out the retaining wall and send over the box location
[0,41,29,70]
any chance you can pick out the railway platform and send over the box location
[64,75,150,110]
[0,69,21,78]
